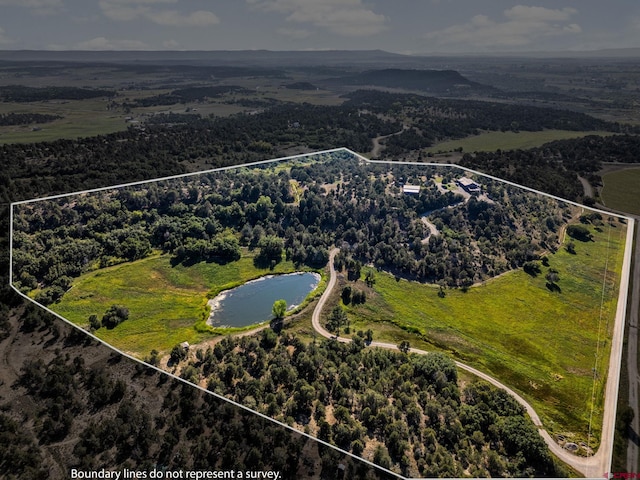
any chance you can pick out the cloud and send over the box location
[424,5,582,50]
[564,23,582,34]
[99,0,218,27]
[0,0,63,15]
[276,27,312,39]
[73,36,149,50]
[247,0,387,36]
[504,5,576,22]
[146,10,219,27]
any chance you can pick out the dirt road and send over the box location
[369,126,407,158]
[578,175,595,198]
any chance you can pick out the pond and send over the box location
[207,272,320,328]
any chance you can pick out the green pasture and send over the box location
[426,130,613,154]
[51,252,307,358]
[601,168,640,216]
[346,220,628,444]
[0,99,128,144]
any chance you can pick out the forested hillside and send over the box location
[0,306,388,479]
[170,330,569,478]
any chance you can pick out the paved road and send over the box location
[581,173,639,474]
[627,219,640,473]
[313,246,632,477]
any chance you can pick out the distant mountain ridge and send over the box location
[0,49,418,68]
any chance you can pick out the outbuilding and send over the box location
[403,184,420,195]
[457,177,481,194]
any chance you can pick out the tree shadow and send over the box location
[270,318,284,333]
[253,255,278,270]
[546,282,562,293]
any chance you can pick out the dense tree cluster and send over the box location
[0,85,115,102]
[459,134,640,200]
[0,101,399,205]
[13,153,567,301]
[100,304,130,329]
[174,331,567,478]
[125,85,251,108]
[0,413,48,479]
[0,112,61,125]
[342,90,628,156]
[459,149,586,201]
[283,82,318,90]
[12,154,567,304]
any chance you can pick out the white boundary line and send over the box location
[606,213,636,475]
[8,147,635,479]
[8,148,404,480]
[9,147,348,207]
[344,147,635,477]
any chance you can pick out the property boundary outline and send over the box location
[8,146,636,479]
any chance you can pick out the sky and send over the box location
[0,0,638,54]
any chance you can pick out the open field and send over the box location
[0,99,128,144]
[346,220,628,445]
[425,129,614,153]
[50,252,308,358]
[601,168,640,216]
[0,85,344,144]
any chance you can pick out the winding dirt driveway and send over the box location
[313,248,615,477]
[370,125,408,158]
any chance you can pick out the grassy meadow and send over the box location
[0,99,128,144]
[425,129,613,154]
[601,168,640,216]
[346,219,628,444]
[51,252,308,358]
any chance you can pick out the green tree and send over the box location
[257,235,284,265]
[365,329,374,343]
[566,241,576,254]
[566,224,592,241]
[272,299,287,320]
[373,444,391,469]
[364,268,376,287]
[88,314,101,332]
[170,344,187,364]
[101,305,129,329]
[326,306,347,336]
[341,286,352,305]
